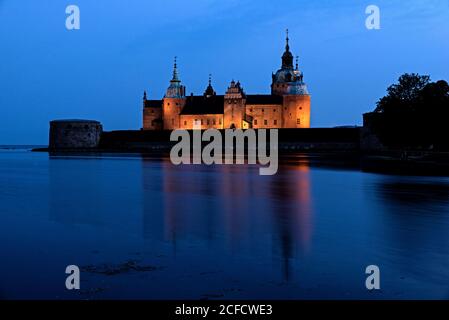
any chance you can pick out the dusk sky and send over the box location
[1,0,448,144]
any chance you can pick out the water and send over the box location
[0,147,448,299]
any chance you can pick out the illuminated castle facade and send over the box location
[143,32,311,130]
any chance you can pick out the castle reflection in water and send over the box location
[142,156,313,281]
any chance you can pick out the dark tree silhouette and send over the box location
[367,73,449,150]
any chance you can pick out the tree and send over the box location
[368,73,449,150]
[375,73,430,113]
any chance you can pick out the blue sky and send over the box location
[0,0,448,144]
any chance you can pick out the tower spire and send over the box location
[296,56,299,70]
[204,73,216,97]
[166,56,185,98]
[171,56,179,82]
[281,29,293,69]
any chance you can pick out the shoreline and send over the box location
[36,126,449,176]
[31,147,449,177]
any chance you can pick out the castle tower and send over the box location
[224,80,246,129]
[271,30,311,128]
[163,57,186,130]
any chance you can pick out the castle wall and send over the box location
[179,114,224,130]
[246,104,282,128]
[143,107,162,130]
[143,96,310,130]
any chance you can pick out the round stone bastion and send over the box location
[49,120,103,149]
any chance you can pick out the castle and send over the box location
[142,31,311,130]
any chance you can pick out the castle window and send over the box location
[254,119,257,125]
[250,108,252,112]
[262,109,264,112]
[151,109,154,113]
[219,119,222,125]
[297,118,301,125]
[274,120,277,125]
[299,107,302,110]
[201,119,203,125]
[213,120,216,125]
[172,119,174,125]
[176,103,179,106]
[274,109,276,112]
[184,121,187,126]
[207,119,210,125]
[264,119,267,125]
[167,103,170,106]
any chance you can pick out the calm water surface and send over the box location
[0,148,448,299]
